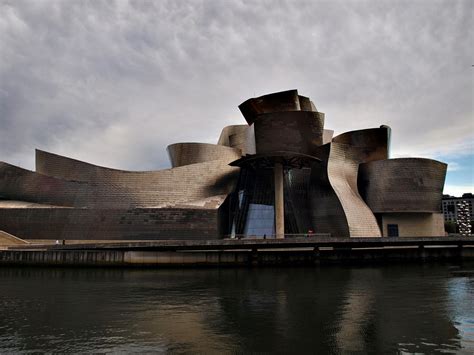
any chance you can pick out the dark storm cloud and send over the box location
[0,0,472,193]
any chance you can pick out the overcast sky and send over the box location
[0,0,472,196]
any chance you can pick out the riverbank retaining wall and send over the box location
[1,247,473,267]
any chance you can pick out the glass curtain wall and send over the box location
[229,166,313,238]
[285,168,312,234]
[231,168,275,238]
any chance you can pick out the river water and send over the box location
[0,263,473,354]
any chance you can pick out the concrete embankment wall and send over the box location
[1,247,473,267]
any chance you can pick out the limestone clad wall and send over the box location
[380,213,445,237]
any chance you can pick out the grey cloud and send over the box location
[0,0,472,171]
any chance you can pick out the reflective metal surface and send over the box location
[0,264,472,354]
[0,90,448,241]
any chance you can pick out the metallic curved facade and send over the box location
[254,111,325,155]
[167,143,241,168]
[332,126,390,162]
[1,155,238,239]
[238,89,317,124]
[35,149,238,198]
[306,128,388,238]
[325,142,382,237]
[358,158,447,213]
[0,89,448,241]
[1,159,238,209]
[308,144,350,237]
[36,148,141,183]
[309,127,391,237]
[322,129,334,145]
[217,125,256,155]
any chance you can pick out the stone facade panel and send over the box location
[380,212,445,237]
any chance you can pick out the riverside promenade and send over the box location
[1,236,473,267]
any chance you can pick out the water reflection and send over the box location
[0,263,472,353]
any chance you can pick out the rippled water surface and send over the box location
[0,263,473,354]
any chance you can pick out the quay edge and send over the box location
[1,237,473,267]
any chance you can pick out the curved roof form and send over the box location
[332,126,391,162]
[0,89,449,241]
[1,159,239,208]
[1,161,94,207]
[36,149,159,183]
[358,158,447,213]
[217,125,256,155]
[238,89,318,125]
[36,148,238,188]
[254,111,325,156]
[167,143,241,168]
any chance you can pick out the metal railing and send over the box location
[225,233,331,240]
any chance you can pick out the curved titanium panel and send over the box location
[217,125,256,155]
[322,129,334,145]
[36,149,152,183]
[358,158,447,213]
[0,161,91,207]
[313,127,391,237]
[36,149,238,190]
[307,127,390,237]
[167,143,241,168]
[326,142,382,237]
[1,159,239,208]
[253,111,325,155]
[332,126,390,162]
[309,144,350,237]
[0,207,223,240]
[238,90,317,125]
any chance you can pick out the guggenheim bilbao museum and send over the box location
[0,90,447,241]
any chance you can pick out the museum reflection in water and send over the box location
[0,264,472,353]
